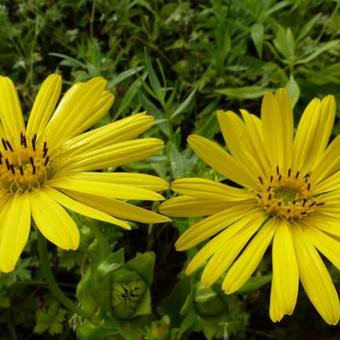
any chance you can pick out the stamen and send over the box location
[1,139,7,150]
[20,133,27,148]
[0,133,50,192]
[43,147,48,158]
[5,141,13,151]
[316,202,325,206]
[256,169,321,221]
[258,176,263,184]
[32,134,37,151]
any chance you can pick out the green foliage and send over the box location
[0,0,339,339]
[34,302,67,335]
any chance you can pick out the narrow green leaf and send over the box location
[286,73,300,108]
[108,66,144,88]
[251,23,264,58]
[216,86,271,99]
[171,87,197,120]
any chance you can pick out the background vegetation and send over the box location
[0,0,340,338]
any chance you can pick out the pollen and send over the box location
[256,167,323,220]
[0,133,50,192]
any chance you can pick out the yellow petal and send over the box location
[188,135,257,189]
[292,224,340,325]
[171,178,253,201]
[26,74,62,139]
[0,193,30,273]
[222,218,275,294]
[175,203,258,250]
[310,135,340,187]
[63,172,168,191]
[269,282,284,322]
[216,110,264,177]
[30,189,79,250]
[239,109,271,177]
[292,96,335,173]
[303,213,340,238]
[185,211,266,275]
[45,77,108,148]
[261,90,293,172]
[271,220,298,317]
[63,190,170,224]
[305,226,340,270]
[48,176,164,201]
[64,112,154,155]
[57,138,164,171]
[43,187,131,229]
[201,213,265,286]
[0,76,25,143]
[70,91,114,137]
[159,196,231,217]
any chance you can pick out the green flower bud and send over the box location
[111,269,147,319]
[194,284,226,317]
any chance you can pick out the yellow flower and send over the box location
[160,89,340,324]
[0,74,170,273]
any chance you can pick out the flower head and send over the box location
[160,89,340,324]
[0,74,169,273]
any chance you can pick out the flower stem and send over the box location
[36,231,93,320]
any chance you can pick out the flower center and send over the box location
[256,167,324,220]
[0,133,50,192]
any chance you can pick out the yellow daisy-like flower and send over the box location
[160,89,340,324]
[0,74,169,273]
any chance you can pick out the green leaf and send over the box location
[96,249,125,278]
[116,73,147,116]
[170,87,197,120]
[215,86,271,99]
[251,23,264,58]
[238,274,272,293]
[296,40,340,65]
[167,142,186,178]
[286,73,300,108]
[144,51,164,104]
[273,26,295,63]
[108,66,144,88]
[125,251,156,285]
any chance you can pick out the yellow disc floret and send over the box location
[0,133,50,192]
[257,166,324,220]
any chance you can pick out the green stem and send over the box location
[37,232,93,321]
